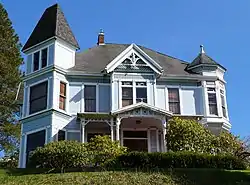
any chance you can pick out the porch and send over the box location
[78,102,173,152]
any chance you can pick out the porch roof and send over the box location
[111,102,173,117]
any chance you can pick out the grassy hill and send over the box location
[0,169,250,185]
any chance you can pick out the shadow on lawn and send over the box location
[3,168,250,185]
[169,169,250,185]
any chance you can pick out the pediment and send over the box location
[105,44,163,75]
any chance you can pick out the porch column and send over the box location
[116,117,121,141]
[81,119,85,143]
[110,118,114,141]
[162,118,167,152]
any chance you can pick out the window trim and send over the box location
[84,84,97,112]
[207,87,218,116]
[27,79,49,116]
[120,80,148,107]
[167,88,181,114]
[29,80,49,115]
[30,45,50,73]
[220,89,227,118]
[59,81,67,111]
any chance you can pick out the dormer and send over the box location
[22,4,79,74]
[186,45,226,81]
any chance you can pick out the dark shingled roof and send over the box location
[186,47,226,71]
[22,4,79,51]
[70,43,193,76]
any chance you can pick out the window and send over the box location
[168,88,180,114]
[136,82,147,103]
[59,82,66,110]
[207,88,218,115]
[29,81,48,114]
[84,85,96,112]
[41,48,48,68]
[58,130,66,141]
[32,47,48,72]
[122,81,133,107]
[220,89,227,118]
[33,51,40,71]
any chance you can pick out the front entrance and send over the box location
[122,130,148,152]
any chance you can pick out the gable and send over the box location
[105,44,163,75]
[114,50,155,73]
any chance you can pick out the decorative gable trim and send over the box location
[105,44,163,75]
[111,102,172,116]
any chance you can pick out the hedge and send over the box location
[105,151,247,170]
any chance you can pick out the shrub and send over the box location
[105,152,247,170]
[28,141,89,172]
[166,118,244,156]
[86,135,127,166]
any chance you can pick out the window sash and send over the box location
[168,88,180,114]
[208,93,218,115]
[84,85,96,112]
[41,48,47,68]
[29,81,48,114]
[221,94,227,118]
[136,87,147,103]
[33,51,40,71]
[122,87,133,107]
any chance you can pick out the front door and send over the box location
[122,130,148,152]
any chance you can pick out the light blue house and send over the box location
[18,4,230,168]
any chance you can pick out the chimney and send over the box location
[97,29,105,45]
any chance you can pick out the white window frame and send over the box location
[27,79,49,116]
[120,80,148,108]
[167,86,181,114]
[83,83,99,112]
[59,81,68,113]
[206,84,218,116]
[22,126,49,168]
[220,88,227,118]
[31,46,50,73]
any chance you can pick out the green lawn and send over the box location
[0,169,250,185]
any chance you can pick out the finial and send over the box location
[200,45,205,54]
[99,29,104,35]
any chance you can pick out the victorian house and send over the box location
[18,4,230,168]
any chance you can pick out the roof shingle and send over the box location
[22,4,79,51]
[70,43,194,77]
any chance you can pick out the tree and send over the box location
[0,3,23,153]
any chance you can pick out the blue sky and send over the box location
[2,0,250,137]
